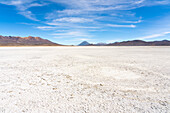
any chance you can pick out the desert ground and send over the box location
[0,47,169,113]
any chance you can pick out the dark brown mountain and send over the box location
[0,35,61,46]
[107,40,170,46]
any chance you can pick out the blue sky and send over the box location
[0,0,170,45]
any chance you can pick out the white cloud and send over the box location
[122,19,142,23]
[135,0,145,4]
[138,32,170,40]
[54,17,93,23]
[48,0,170,14]
[10,0,23,5]
[107,24,136,28]
[19,11,39,21]
[74,25,100,29]
[64,38,92,43]
[55,9,84,17]
[46,22,62,26]
[75,38,91,41]
[46,22,100,30]
[154,0,170,5]
[52,31,92,37]
[0,0,25,5]
[29,3,46,7]
[37,26,57,30]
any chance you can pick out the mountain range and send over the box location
[0,35,170,46]
[79,40,170,46]
[0,35,61,46]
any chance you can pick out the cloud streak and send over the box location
[107,24,136,28]
[54,17,94,23]
[138,32,170,40]
[37,26,57,30]
[52,31,92,38]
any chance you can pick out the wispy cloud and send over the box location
[52,31,92,38]
[37,26,57,30]
[107,24,136,28]
[135,0,145,4]
[44,0,152,33]
[19,11,39,21]
[54,17,94,23]
[121,19,142,24]
[138,32,170,40]
[75,38,91,41]
[46,22,100,30]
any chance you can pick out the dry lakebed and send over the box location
[0,47,169,113]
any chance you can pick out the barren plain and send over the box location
[0,47,169,113]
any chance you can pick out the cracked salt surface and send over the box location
[0,46,170,113]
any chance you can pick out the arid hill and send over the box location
[107,40,170,46]
[0,35,61,46]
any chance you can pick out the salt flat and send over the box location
[0,47,169,113]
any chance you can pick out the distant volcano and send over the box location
[0,35,62,46]
[78,41,90,46]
